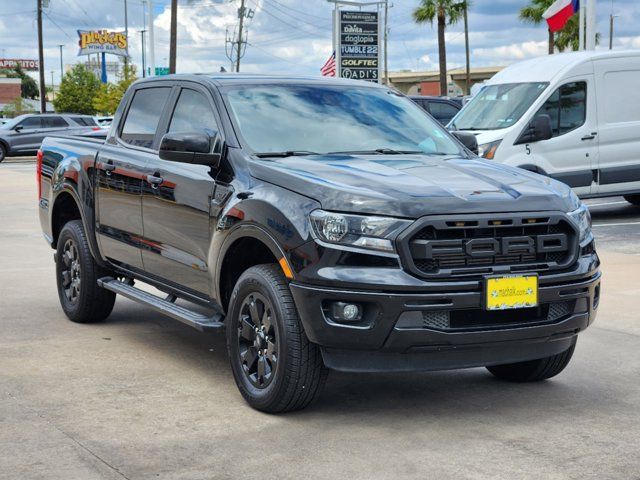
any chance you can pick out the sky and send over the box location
[1,0,640,85]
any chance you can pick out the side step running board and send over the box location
[97,277,224,332]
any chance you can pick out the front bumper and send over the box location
[290,257,600,373]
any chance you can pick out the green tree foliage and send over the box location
[53,64,101,115]
[93,65,137,115]
[519,0,555,54]
[413,1,468,95]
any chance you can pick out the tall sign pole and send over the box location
[169,0,177,73]
[148,0,156,76]
[383,0,389,85]
[37,0,46,113]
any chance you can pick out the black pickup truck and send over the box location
[38,74,600,412]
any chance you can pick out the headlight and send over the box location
[309,210,411,253]
[568,202,592,244]
[477,140,502,159]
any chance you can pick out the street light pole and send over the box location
[37,0,46,113]
[148,0,156,76]
[169,0,177,73]
[463,2,470,95]
[140,30,147,78]
[58,45,64,84]
[124,0,130,76]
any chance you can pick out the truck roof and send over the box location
[132,73,387,89]
[487,49,640,85]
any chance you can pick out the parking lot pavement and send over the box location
[2,155,37,163]
[1,161,639,480]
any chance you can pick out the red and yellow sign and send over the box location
[77,30,128,57]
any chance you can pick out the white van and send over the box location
[449,50,640,204]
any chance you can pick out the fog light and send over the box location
[329,302,363,323]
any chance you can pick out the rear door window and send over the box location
[120,87,171,149]
[71,116,97,126]
[44,116,69,128]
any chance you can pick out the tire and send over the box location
[623,194,640,206]
[226,264,328,413]
[486,339,577,382]
[55,219,116,323]
[0,143,6,162]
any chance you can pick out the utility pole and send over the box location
[58,45,64,84]
[609,14,615,50]
[236,0,247,73]
[124,0,130,76]
[383,0,389,85]
[169,0,177,73]
[37,0,46,113]
[50,70,54,98]
[140,30,147,78]
[463,2,470,95]
[148,0,156,76]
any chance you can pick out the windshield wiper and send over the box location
[253,150,319,158]
[329,148,424,155]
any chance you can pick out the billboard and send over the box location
[77,30,129,57]
[0,59,39,71]
[337,11,380,82]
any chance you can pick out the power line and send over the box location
[260,0,330,30]
[42,10,74,40]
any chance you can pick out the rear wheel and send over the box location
[486,340,577,382]
[56,220,116,323]
[0,143,6,162]
[623,194,640,206]
[226,264,328,413]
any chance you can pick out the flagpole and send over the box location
[579,1,585,50]
[586,0,596,50]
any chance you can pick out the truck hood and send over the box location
[248,154,574,218]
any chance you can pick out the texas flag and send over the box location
[543,0,580,32]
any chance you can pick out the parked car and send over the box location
[409,96,462,125]
[38,74,600,412]
[449,50,640,205]
[0,113,99,162]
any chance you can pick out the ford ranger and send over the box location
[38,74,600,412]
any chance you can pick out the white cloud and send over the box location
[473,41,548,62]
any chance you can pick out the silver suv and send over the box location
[0,113,98,162]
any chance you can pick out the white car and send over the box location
[449,50,640,204]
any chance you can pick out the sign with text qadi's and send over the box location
[338,11,380,82]
[0,58,39,71]
[77,30,128,57]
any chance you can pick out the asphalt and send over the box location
[1,161,639,480]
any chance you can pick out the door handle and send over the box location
[103,162,116,172]
[581,132,597,141]
[146,174,164,188]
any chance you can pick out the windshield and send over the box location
[224,84,462,156]
[0,117,22,130]
[451,82,549,130]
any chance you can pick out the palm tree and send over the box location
[413,1,467,96]
[519,0,555,54]
[555,14,601,51]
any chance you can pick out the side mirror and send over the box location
[13,125,23,132]
[515,114,553,145]
[451,131,478,155]
[159,130,222,166]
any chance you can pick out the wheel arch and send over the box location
[216,225,288,313]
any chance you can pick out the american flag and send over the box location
[320,51,336,77]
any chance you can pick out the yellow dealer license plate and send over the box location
[485,275,538,311]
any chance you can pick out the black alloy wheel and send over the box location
[60,238,82,304]
[237,292,278,389]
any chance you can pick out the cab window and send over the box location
[536,82,586,137]
[120,87,171,149]
[168,89,217,134]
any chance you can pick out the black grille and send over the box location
[399,213,578,279]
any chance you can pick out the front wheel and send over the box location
[226,264,328,413]
[56,220,116,323]
[0,143,6,162]
[486,339,576,382]
[624,194,640,206]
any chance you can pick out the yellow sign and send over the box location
[486,275,538,310]
[77,30,128,57]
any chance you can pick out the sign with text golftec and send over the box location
[338,10,380,82]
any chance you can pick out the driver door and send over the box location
[141,85,221,297]
[10,116,44,153]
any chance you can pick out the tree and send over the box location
[413,0,467,96]
[93,65,137,115]
[555,14,601,51]
[53,64,100,115]
[519,0,555,54]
